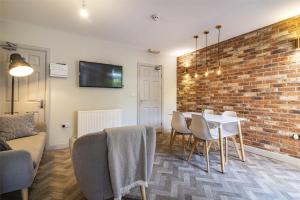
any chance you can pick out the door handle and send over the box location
[40,100,44,109]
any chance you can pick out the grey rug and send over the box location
[2,134,300,200]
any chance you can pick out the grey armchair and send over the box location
[0,150,33,199]
[72,126,156,200]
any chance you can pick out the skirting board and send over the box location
[228,141,300,168]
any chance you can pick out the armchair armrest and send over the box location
[0,150,34,194]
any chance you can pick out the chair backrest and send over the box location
[222,111,239,134]
[72,126,156,200]
[222,111,237,117]
[203,109,214,115]
[171,111,190,134]
[190,114,213,140]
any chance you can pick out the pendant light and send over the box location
[204,31,209,77]
[80,0,89,18]
[194,35,199,78]
[216,25,222,75]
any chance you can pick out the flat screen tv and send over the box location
[79,61,123,88]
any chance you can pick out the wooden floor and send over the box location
[2,134,300,200]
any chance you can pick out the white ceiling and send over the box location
[1,0,300,56]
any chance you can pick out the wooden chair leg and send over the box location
[204,140,210,172]
[225,137,228,164]
[231,136,242,160]
[188,140,198,161]
[140,185,147,200]
[207,141,212,152]
[187,134,192,149]
[21,188,28,200]
[170,131,177,151]
[170,128,174,146]
[182,134,186,158]
[238,121,246,162]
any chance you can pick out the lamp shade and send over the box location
[9,53,33,77]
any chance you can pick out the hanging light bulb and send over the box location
[216,25,222,76]
[80,0,89,18]
[204,71,209,77]
[194,35,199,78]
[204,31,209,77]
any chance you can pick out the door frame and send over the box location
[0,41,51,145]
[137,62,164,132]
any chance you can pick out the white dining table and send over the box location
[182,112,247,173]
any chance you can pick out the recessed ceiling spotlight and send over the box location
[150,14,159,21]
[80,0,89,18]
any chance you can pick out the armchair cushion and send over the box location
[7,132,46,170]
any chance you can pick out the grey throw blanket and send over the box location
[105,125,148,200]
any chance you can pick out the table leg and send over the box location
[238,121,246,162]
[218,126,225,173]
[182,134,186,159]
[225,137,228,164]
[140,185,147,200]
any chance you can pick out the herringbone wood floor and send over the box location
[2,134,300,200]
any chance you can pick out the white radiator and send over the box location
[77,109,122,138]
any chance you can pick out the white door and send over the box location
[0,47,47,123]
[138,64,162,130]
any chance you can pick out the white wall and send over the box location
[0,19,176,148]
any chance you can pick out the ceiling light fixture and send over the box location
[204,31,209,77]
[194,35,199,78]
[150,14,159,21]
[80,0,89,18]
[216,25,222,76]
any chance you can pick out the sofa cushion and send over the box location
[0,137,12,151]
[0,113,37,141]
[7,132,46,169]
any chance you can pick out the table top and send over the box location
[182,112,247,124]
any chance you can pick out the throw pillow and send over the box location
[0,113,37,141]
[0,137,12,151]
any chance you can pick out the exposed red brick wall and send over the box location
[177,15,300,158]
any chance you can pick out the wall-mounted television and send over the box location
[79,61,123,88]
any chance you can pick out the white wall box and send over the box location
[50,63,68,78]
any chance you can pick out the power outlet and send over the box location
[62,122,70,128]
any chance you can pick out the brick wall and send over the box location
[177,15,300,158]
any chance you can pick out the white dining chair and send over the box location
[203,109,217,129]
[188,114,234,172]
[170,111,192,157]
[203,109,214,115]
[222,111,245,162]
